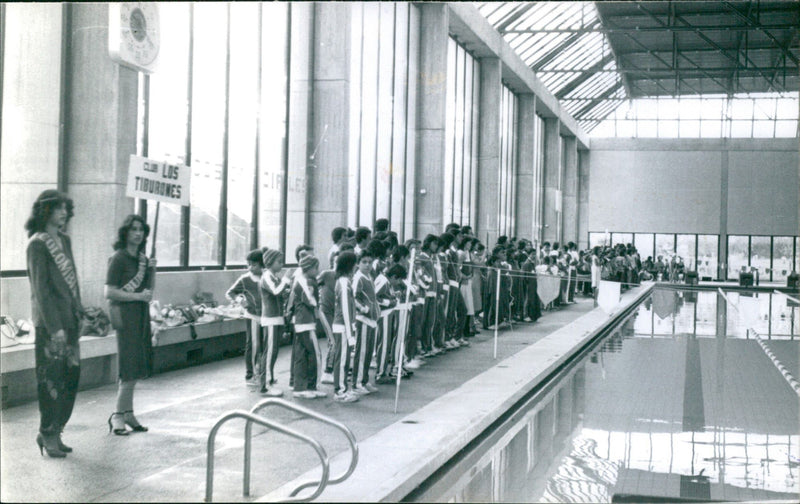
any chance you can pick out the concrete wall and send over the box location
[587,138,799,237]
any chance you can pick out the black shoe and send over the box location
[36,433,66,458]
[107,413,129,436]
[123,411,148,432]
[56,433,73,453]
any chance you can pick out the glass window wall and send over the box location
[697,235,718,280]
[655,233,675,260]
[498,84,518,238]
[676,234,697,271]
[349,3,420,241]
[750,236,771,281]
[727,235,749,280]
[634,233,655,262]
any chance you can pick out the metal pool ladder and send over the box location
[205,398,358,502]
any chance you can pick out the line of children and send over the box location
[226,222,603,404]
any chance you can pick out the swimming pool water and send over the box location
[414,288,800,503]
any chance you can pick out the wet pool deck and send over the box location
[0,287,647,503]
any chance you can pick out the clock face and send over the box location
[110,2,160,71]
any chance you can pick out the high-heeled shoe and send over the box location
[36,433,66,458]
[123,410,148,432]
[56,433,73,453]
[108,412,129,436]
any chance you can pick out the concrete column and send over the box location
[307,2,350,256]
[476,57,501,245]
[577,149,590,250]
[515,94,537,241]
[66,4,139,306]
[414,3,449,238]
[286,3,314,256]
[542,117,562,244]
[561,135,578,244]
[719,150,728,280]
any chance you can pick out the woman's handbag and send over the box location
[80,306,112,337]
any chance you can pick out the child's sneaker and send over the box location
[334,391,359,403]
[364,383,379,393]
[375,375,394,385]
[320,372,334,384]
[405,359,420,370]
[311,389,328,398]
[261,387,283,397]
[293,390,316,399]
[352,384,371,395]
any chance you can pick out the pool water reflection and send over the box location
[420,289,800,503]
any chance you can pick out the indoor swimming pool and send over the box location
[409,287,800,503]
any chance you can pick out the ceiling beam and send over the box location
[554,53,615,98]
[721,0,799,65]
[501,23,798,34]
[572,81,624,119]
[594,5,632,99]
[530,21,601,71]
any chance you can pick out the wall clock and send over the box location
[109,3,160,73]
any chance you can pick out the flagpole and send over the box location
[493,265,501,359]
[394,249,416,414]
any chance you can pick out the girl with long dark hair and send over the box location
[25,189,81,458]
[104,214,156,435]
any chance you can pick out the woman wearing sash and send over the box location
[25,190,81,458]
[104,214,156,435]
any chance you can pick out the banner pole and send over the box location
[394,249,416,414]
[150,201,160,258]
[493,266,501,359]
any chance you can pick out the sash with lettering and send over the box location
[108,251,148,330]
[31,232,82,311]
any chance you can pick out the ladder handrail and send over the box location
[244,398,359,500]
[206,409,329,503]
[773,289,800,304]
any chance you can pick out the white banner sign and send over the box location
[126,155,191,206]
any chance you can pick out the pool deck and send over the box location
[0,287,648,503]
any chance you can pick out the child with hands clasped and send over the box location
[225,249,264,384]
[352,251,380,395]
[287,255,327,399]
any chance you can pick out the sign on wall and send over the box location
[126,155,191,206]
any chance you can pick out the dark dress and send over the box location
[106,250,153,381]
[27,232,82,436]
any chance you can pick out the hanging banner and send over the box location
[126,154,191,206]
[597,280,621,314]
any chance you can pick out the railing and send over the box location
[244,399,359,499]
[205,399,358,502]
[205,410,329,503]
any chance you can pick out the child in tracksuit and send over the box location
[225,249,264,384]
[259,248,292,397]
[374,253,397,384]
[352,250,380,395]
[317,269,336,384]
[289,255,327,399]
[332,251,359,403]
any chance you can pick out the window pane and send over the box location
[700,120,722,138]
[750,236,770,281]
[589,232,607,249]
[676,234,697,271]
[697,235,718,280]
[226,3,259,265]
[634,233,654,262]
[658,120,679,138]
[612,232,633,246]
[637,120,657,138]
[775,98,798,119]
[679,98,701,119]
[730,120,752,138]
[727,235,748,280]
[617,119,635,137]
[258,3,289,250]
[752,120,774,138]
[700,98,723,119]
[189,3,228,265]
[679,120,699,138]
[146,2,190,267]
[655,233,674,259]
[730,98,753,119]
[775,120,797,137]
[772,236,794,283]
